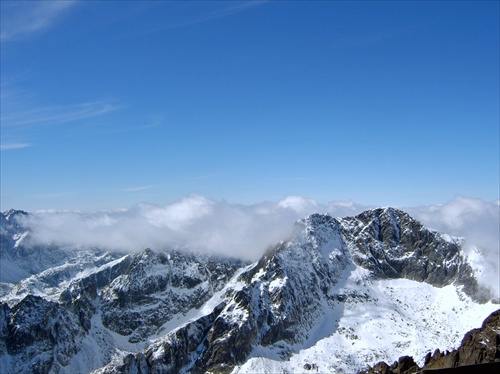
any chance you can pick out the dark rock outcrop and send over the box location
[0,292,94,373]
[98,249,244,343]
[341,208,484,301]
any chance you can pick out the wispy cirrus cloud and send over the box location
[145,1,267,33]
[0,83,121,148]
[0,96,120,149]
[178,1,266,27]
[122,186,155,192]
[270,177,312,181]
[0,0,78,42]
[0,143,32,151]
[1,101,119,128]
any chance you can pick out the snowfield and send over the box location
[234,273,497,373]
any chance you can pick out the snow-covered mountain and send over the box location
[0,208,498,373]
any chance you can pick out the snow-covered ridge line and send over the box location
[0,206,498,373]
[96,208,497,373]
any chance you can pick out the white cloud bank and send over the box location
[407,196,500,299]
[16,195,499,297]
[22,195,324,261]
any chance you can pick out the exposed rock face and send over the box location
[360,309,500,374]
[352,357,421,374]
[0,207,497,373]
[0,290,94,373]
[97,214,351,374]
[102,209,488,374]
[0,211,245,373]
[340,208,482,300]
[0,248,244,373]
[98,249,244,343]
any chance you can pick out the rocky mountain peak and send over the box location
[1,207,498,373]
[337,208,484,301]
[2,209,28,222]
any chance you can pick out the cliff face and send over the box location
[340,208,482,300]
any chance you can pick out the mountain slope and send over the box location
[360,308,500,374]
[94,208,498,373]
[0,208,498,373]
[0,212,245,373]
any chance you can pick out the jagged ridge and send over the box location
[0,208,497,373]
[101,208,492,373]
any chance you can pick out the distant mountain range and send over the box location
[0,208,498,373]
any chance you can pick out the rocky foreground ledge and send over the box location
[359,309,500,374]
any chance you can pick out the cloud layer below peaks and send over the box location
[17,194,499,297]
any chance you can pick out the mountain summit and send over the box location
[0,208,498,373]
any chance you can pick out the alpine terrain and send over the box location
[0,208,498,373]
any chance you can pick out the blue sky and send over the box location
[1,0,499,211]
